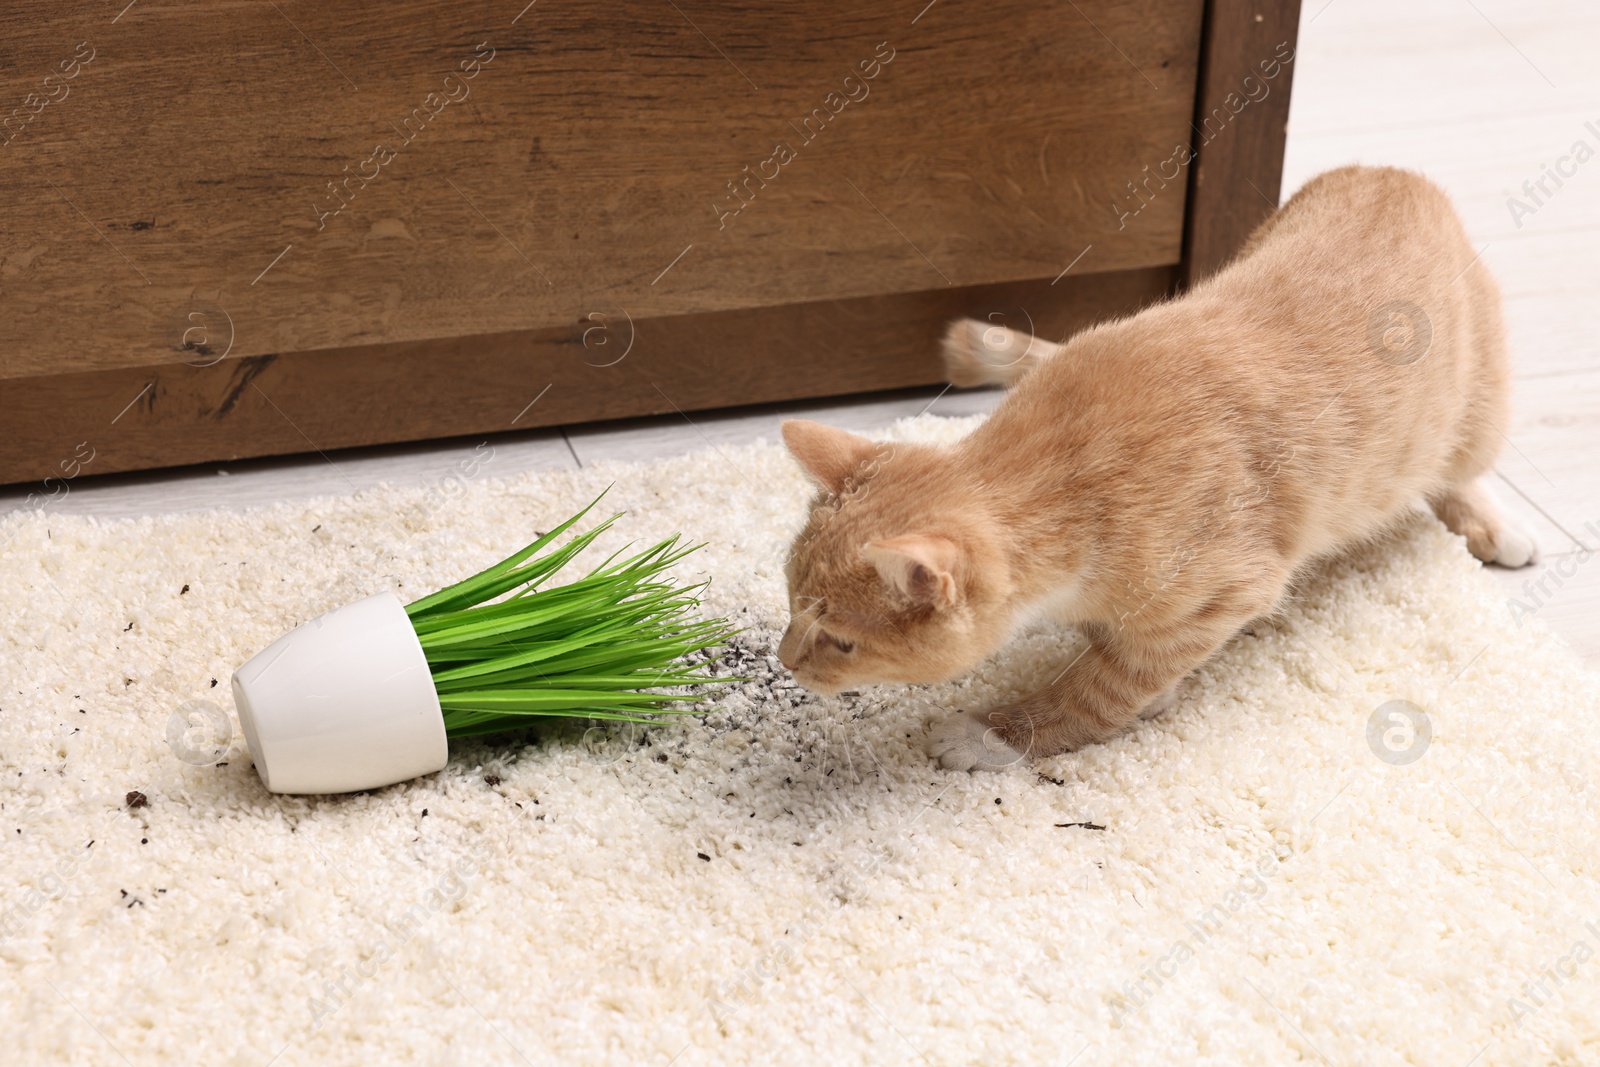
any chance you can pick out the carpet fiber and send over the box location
[2,414,1597,1066]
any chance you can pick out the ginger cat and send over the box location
[777,165,1537,772]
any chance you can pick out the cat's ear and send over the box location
[863,535,961,608]
[782,420,878,495]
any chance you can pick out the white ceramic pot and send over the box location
[232,590,448,794]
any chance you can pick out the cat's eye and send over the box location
[822,632,855,654]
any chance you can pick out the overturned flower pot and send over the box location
[228,495,736,795]
[233,590,449,795]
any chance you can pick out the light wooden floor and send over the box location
[3,0,1595,661]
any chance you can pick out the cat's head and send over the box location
[776,419,1015,694]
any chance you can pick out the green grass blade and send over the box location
[404,492,612,618]
[402,493,739,740]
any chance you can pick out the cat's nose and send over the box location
[776,627,799,671]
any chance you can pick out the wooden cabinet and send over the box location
[0,0,1298,482]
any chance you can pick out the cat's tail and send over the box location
[941,318,1059,388]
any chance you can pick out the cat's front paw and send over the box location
[1138,685,1179,720]
[925,711,1028,772]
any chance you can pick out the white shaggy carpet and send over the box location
[2,413,1598,1067]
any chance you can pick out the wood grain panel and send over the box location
[0,0,1202,379]
[0,267,1172,484]
[1180,0,1301,286]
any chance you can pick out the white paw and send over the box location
[1138,686,1179,720]
[925,713,1027,772]
[1493,518,1539,568]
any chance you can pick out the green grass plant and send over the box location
[404,493,738,737]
